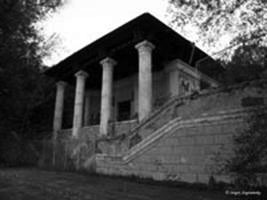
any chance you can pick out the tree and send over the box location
[226,109,267,187]
[219,44,267,84]
[0,0,64,165]
[167,0,267,61]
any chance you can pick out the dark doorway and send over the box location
[117,100,131,121]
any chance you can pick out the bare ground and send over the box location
[0,168,231,200]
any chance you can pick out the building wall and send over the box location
[62,85,75,129]
[87,70,169,123]
[87,90,101,125]
[114,75,135,121]
[165,59,206,97]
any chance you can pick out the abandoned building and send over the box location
[45,13,267,184]
[46,13,222,137]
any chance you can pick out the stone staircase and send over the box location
[123,116,182,163]
[96,88,221,155]
[97,105,260,161]
[96,94,186,156]
[94,80,267,182]
[126,95,185,148]
[96,105,267,182]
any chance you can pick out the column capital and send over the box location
[75,70,89,78]
[100,57,117,67]
[56,81,67,88]
[164,63,177,73]
[135,40,155,52]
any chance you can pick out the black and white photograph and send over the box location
[0,0,266,199]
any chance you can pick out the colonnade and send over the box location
[53,40,155,137]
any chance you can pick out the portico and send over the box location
[47,13,222,138]
[52,39,156,137]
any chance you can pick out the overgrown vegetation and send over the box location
[225,110,267,187]
[0,0,64,166]
[167,0,266,56]
[167,0,267,84]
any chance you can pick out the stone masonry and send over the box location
[95,80,267,185]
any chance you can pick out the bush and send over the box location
[225,109,267,187]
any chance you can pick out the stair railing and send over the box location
[126,94,185,149]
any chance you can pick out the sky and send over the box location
[42,0,169,66]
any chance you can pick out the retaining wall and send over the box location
[96,80,267,184]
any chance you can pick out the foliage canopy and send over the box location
[0,0,64,139]
[167,0,267,60]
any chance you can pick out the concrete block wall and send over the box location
[96,114,245,183]
[131,119,240,183]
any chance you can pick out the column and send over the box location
[72,70,88,137]
[52,81,66,166]
[165,65,179,97]
[83,91,90,126]
[133,76,138,118]
[99,57,117,136]
[135,40,155,121]
[53,81,66,133]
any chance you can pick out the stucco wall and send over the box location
[164,59,212,97]
[87,90,101,125]
[88,70,169,122]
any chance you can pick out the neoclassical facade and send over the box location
[46,13,222,138]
